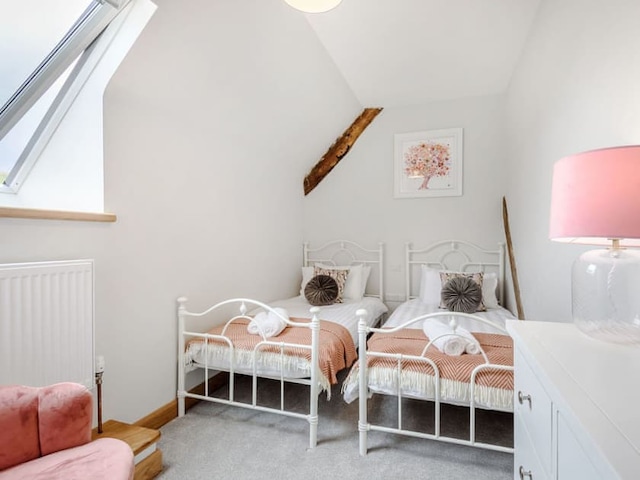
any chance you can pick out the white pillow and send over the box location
[315,263,363,300]
[419,266,441,304]
[360,265,372,298]
[482,272,500,309]
[300,266,315,296]
[419,265,500,309]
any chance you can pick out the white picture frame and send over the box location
[393,128,463,198]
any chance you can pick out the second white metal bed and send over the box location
[343,240,518,455]
[177,240,388,449]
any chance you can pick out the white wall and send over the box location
[303,94,509,305]
[505,0,640,322]
[0,0,360,422]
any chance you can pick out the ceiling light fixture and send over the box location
[284,0,342,13]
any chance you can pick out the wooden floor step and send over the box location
[92,419,163,480]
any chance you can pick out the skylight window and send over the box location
[0,0,128,192]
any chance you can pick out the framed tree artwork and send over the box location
[393,128,463,198]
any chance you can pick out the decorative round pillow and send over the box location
[304,274,339,306]
[441,276,482,313]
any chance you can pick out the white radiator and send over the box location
[0,260,94,389]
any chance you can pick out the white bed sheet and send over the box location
[384,298,515,333]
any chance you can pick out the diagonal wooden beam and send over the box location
[303,107,383,195]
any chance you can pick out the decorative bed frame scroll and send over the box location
[303,239,385,301]
[354,240,514,456]
[405,240,506,305]
[176,240,385,450]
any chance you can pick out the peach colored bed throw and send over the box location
[187,317,356,385]
[364,328,513,389]
[343,328,514,410]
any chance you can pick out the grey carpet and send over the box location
[157,373,513,480]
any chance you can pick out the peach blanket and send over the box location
[186,317,356,388]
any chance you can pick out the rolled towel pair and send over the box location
[454,326,481,354]
[247,307,289,338]
[422,320,480,356]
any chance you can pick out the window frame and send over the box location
[0,0,129,193]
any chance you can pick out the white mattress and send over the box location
[383,298,515,334]
[268,295,388,344]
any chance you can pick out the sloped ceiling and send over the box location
[301,0,541,107]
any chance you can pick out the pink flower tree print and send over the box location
[403,141,451,189]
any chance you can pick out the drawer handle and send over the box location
[519,465,533,479]
[518,390,532,408]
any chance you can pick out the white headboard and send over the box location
[405,240,506,305]
[303,240,384,301]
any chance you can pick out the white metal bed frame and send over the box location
[405,239,506,304]
[177,240,385,450]
[303,239,385,302]
[355,240,514,455]
[177,298,322,447]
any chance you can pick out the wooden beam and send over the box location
[303,107,382,195]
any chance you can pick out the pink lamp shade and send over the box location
[549,145,640,247]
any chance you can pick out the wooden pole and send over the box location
[502,196,525,320]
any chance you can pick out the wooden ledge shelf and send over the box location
[92,419,162,480]
[0,206,116,222]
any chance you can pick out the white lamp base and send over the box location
[572,248,640,344]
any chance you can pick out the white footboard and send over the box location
[354,310,514,456]
[177,297,321,449]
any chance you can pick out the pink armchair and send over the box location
[0,382,134,480]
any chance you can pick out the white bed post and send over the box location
[378,242,385,302]
[357,309,369,456]
[308,306,320,449]
[177,296,187,417]
[405,242,411,301]
[303,242,310,267]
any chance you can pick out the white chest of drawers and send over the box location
[506,320,640,480]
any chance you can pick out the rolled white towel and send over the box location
[247,307,289,337]
[454,326,481,354]
[422,320,467,356]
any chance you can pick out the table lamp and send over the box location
[549,145,640,344]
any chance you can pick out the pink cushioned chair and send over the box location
[0,382,134,480]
